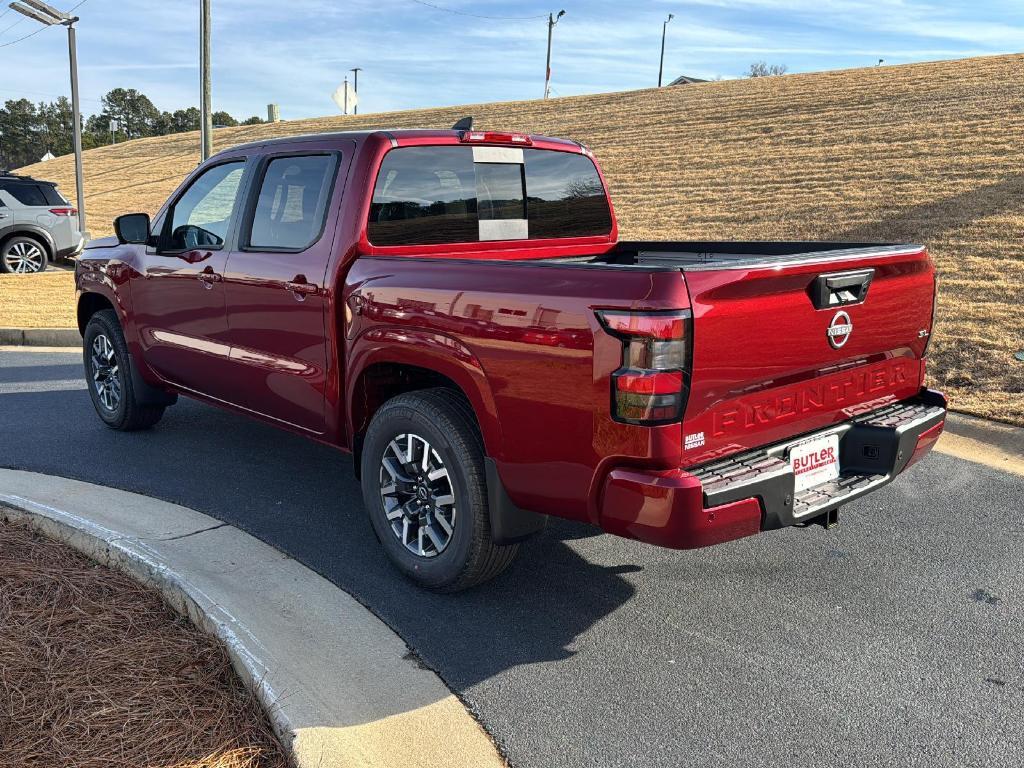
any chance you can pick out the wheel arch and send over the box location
[346,331,503,468]
[0,225,56,261]
[77,290,116,335]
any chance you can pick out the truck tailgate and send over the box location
[678,247,935,466]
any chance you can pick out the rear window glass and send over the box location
[369,147,477,245]
[1,183,63,206]
[368,146,611,246]
[525,151,612,239]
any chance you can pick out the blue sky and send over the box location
[1,0,1021,120]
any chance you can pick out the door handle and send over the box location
[810,269,874,309]
[285,279,319,298]
[197,269,222,289]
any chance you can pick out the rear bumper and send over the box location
[598,388,947,549]
[56,237,85,260]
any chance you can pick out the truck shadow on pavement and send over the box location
[0,387,638,692]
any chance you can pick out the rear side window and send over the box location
[247,154,339,251]
[3,183,50,206]
[40,185,68,206]
[367,146,611,246]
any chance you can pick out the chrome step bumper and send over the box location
[690,389,947,529]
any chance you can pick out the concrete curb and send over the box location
[0,327,80,346]
[938,413,1024,476]
[0,469,505,768]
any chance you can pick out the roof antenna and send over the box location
[451,116,473,131]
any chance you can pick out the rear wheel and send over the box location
[360,388,519,592]
[83,310,166,431]
[0,236,48,274]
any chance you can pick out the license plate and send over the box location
[789,433,840,492]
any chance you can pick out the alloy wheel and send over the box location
[3,240,45,273]
[379,433,457,558]
[90,333,122,412]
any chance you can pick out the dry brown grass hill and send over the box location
[15,53,1024,424]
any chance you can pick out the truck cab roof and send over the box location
[219,129,585,155]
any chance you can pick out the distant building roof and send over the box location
[668,75,708,85]
[39,151,56,162]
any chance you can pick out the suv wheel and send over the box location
[0,236,48,274]
[361,388,520,592]
[83,310,166,431]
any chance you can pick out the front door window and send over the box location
[165,161,245,250]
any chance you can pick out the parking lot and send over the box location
[2,348,1022,768]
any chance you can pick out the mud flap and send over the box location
[485,458,547,544]
[128,353,177,407]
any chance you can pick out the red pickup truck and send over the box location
[76,126,946,591]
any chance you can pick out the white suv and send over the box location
[0,173,84,273]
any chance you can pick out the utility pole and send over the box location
[67,15,84,231]
[350,67,362,115]
[200,0,212,161]
[543,10,565,99]
[9,0,87,233]
[658,13,674,87]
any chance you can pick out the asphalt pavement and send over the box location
[2,348,1022,768]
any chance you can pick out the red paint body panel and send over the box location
[75,129,945,552]
[601,468,762,549]
[343,256,690,523]
[679,249,934,465]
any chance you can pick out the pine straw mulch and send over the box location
[0,517,289,768]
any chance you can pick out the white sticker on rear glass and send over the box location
[479,219,528,241]
[472,146,525,164]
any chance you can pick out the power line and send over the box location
[409,0,546,21]
[0,24,45,48]
[0,16,27,37]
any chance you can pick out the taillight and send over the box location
[597,309,692,425]
[49,207,77,216]
[459,131,533,145]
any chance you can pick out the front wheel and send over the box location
[360,388,519,592]
[83,310,166,431]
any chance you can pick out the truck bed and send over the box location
[539,239,935,467]
[551,240,924,271]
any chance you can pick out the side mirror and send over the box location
[114,212,151,244]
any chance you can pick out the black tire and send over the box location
[83,310,165,431]
[0,234,49,274]
[360,388,519,592]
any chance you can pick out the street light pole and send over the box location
[658,13,674,87]
[543,10,565,99]
[350,67,362,115]
[200,0,212,161]
[9,0,87,233]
